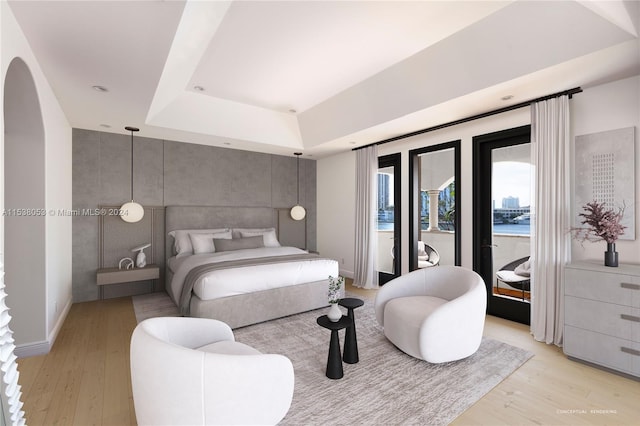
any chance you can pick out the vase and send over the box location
[327,303,342,322]
[604,242,618,267]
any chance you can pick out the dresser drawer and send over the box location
[564,325,640,377]
[565,267,640,308]
[565,296,639,340]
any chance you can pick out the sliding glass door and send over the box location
[377,154,401,284]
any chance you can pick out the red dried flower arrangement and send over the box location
[572,201,626,244]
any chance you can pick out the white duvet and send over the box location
[167,246,339,304]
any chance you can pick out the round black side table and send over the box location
[316,315,352,379]
[339,298,364,364]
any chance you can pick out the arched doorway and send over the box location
[3,57,46,346]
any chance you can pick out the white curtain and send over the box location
[530,95,571,345]
[354,145,379,289]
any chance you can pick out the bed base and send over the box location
[190,279,337,329]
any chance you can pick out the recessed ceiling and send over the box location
[8,0,640,158]
[189,1,509,113]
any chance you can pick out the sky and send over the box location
[492,161,533,207]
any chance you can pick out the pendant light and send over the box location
[290,152,306,221]
[120,126,144,223]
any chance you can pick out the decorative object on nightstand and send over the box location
[120,126,145,223]
[132,243,151,268]
[327,275,344,322]
[571,200,626,267]
[290,152,306,221]
[119,257,134,270]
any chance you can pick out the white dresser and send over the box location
[564,262,640,378]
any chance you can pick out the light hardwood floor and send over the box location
[17,284,640,425]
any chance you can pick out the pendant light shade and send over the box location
[120,126,144,223]
[290,152,306,221]
[121,200,145,223]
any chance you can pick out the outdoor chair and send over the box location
[495,256,531,300]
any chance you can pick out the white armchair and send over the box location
[374,266,487,363]
[130,316,294,425]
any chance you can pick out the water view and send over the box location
[378,221,530,236]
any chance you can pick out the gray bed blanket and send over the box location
[179,252,323,315]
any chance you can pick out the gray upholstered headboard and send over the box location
[165,205,277,261]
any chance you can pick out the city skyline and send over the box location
[493,161,532,207]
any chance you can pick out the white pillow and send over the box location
[168,228,228,257]
[417,241,428,257]
[189,231,233,254]
[232,227,274,239]
[239,228,281,247]
[514,260,531,277]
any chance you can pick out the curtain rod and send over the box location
[353,86,582,151]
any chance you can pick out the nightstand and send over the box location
[96,264,160,299]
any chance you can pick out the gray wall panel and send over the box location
[305,161,317,251]
[72,215,99,302]
[99,132,130,205]
[72,129,317,302]
[271,155,297,207]
[72,129,100,209]
[135,137,164,205]
[164,142,273,206]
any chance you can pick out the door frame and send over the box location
[472,125,531,324]
[409,140,461,271]
[378,153,401,285]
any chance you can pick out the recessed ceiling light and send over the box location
[92,85,108,92]
[501,95,514,101]
[194,85,205,92]
[99,124,111,128]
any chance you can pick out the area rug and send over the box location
[132,292,179,322]
[132,293,533,425]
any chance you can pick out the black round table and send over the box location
[338,298,364,364]
[316,315,352,379]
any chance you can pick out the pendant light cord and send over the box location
[130,130,134,200]
[125,126,140,201]
[294,152,302,204]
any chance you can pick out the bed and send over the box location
[165,206,340,328]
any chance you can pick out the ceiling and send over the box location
[8,0,640,158]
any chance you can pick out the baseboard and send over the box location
[15,297,72,358]
[15,340,50,358]
[48,297,72,348]
[339,268,354,279]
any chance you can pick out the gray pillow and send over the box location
[213,236,264,252]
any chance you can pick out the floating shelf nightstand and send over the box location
[96,264,159,300]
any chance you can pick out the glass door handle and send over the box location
[481,244,498,248]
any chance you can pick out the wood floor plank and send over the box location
[16,354,45,398]
[73,301,108,426]
[73,349,106,426]
[101,298,136,426]
[452,315,640,425]
[21,302,81,426]
[43,302,96,425]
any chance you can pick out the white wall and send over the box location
[571,75,640,264]
[317,75,640,276]
[1,2,73,355]
[317,149,356,277]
